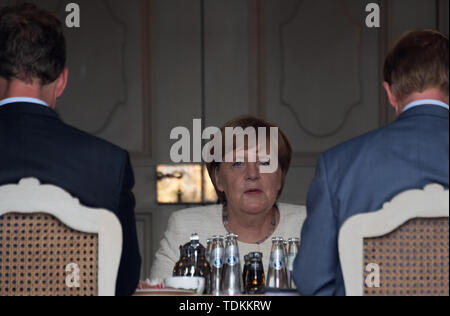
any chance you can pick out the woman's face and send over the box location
[215,149,283,215]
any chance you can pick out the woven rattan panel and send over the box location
[363,217,449,296]
[0,213,98,296]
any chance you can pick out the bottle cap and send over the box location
[250,252,263,259]
[190,233,199,241]
[226,233,238,239]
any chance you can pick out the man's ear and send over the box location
[55,68,69,98]
[383,82,401,116]
[0,77,7,99]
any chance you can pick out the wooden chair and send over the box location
[0,178,122,296]
[339,184,449,296]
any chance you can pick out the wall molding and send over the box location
[279,0,363,139]
[250,0,391,166]
[135,210,153,279]
[133,0,155,165]
[90,0,128,137]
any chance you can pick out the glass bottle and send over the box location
[173,245,190,276]
[209,235,225,295]
[266,237,288,289]
[287,238,300,289]
[245,252,265,294]
[242,254,250,288]
[172,233,211,293]
[221,233,242,295]
[206,238,212,265]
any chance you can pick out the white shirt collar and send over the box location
[402,99,449,113]
[0,97,49,107]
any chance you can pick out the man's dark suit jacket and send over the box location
[293,104,449,296]
[0,102,141,296]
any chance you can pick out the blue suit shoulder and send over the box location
[321,124,389,167]
[322,106,448,169]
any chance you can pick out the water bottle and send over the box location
[287,238,300,289]
[221,233,242,295]
[206,238,212,265]
[266,237,288,289]
[283,239,288,266]
[209,235,224,295]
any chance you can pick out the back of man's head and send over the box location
[0,3,66,85]
[384,30,449,105]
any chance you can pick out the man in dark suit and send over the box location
[0,3,141,296]
[294,30,449,296]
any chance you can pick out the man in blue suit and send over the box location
[0,4,141,295]
[294,30,449,296]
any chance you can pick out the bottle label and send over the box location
[225,247,239,266]
[270,249,285,271]
[273,259,284,270]
[214,257,223,268]
[226,255,237,266]
[211,248,223,268]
